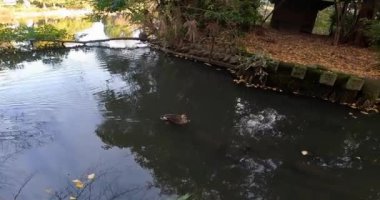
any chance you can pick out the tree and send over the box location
[92,0,262,44]
[352,0,378,45]
[332,0,380,46]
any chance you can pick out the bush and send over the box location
[204,0,262,29]
[366,20,380,49]
[0,24,67,43]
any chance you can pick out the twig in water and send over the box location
[14,172,36,200]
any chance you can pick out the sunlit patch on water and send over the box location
[234,98,285,139]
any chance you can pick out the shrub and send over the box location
[365,20,380,49]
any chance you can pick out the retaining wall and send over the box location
[155,44,380,112]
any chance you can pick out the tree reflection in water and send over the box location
[0,49,70,70]
[93,48,380,200]
[93,48,285,199]
[0,49,70,192]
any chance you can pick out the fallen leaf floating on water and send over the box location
[301,150,309,156]
[360,111,369,115]
[72,179,84,189]
[87,173,95,180]
[69,196,77,200]
[366,108,379,113]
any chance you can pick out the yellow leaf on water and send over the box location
[75,182,84,189]
[87,173,95,180]
[72,179,81,183]
[72,179,84,189]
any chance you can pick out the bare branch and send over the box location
[13,173,36,200]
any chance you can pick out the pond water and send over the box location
[1,17,380,200]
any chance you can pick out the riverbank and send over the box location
[0,8,91,24]
[152,41,380,112]
[242,28,380,79]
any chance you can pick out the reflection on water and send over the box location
[76,22,108,41]
[0,14,138,48]
[74,22,144,49]
[0,17,380,200]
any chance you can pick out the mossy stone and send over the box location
[278,61,294,70]
[362,79,380,100]
[307,64,319,69]
[305,68,323,82]
[315,65,329,71]
[334,73,351,88]
[291,65,307,79]
[267,60,280,73]
[319,71,337,86]
[345,77,365,91]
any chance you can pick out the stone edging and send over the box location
[152,45,380,112]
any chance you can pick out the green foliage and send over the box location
[92,0,129,12]
[91,0,263,46]
[203,0,262,28]
[22,0,90,8]
[0,24,67,42]
[52,18,93,38]
[103,15,133,37]
[365,20,380,49]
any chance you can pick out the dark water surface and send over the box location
[0,47,379,200]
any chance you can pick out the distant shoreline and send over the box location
[13,9,92,18]
[0,8,92,23]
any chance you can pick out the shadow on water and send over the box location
[93,49,380,199]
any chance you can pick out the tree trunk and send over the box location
[333,0,343,45]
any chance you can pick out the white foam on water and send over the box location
[235,108,285,138]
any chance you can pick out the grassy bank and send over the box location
[0,7,91,24]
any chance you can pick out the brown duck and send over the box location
[160,114,190,125]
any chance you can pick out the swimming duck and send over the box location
[160,114,190,125]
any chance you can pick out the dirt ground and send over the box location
[242,28,380,79]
